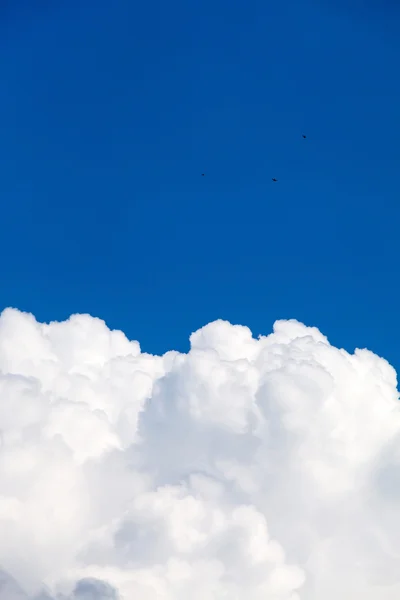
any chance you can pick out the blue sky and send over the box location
[1,0,400,367]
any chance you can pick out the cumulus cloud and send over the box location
[0,307,399,599]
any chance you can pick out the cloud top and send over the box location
[0,307,399,599]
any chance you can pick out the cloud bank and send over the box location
[0,307,399,599]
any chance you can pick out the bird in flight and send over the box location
[272,178,278,182]
[302,134,307,138]
[201,173,205,176]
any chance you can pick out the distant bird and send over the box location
[272,178,278,182]
[302,134,307,139]
[201,173,205,176]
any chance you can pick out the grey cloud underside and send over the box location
[0,571,118,600]
[0,308,400,599]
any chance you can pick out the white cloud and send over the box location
[0,307,399,598]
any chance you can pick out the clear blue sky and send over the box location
[1,0,400,367]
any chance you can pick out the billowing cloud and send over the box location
[0,307,399,599]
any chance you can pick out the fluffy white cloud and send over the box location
[0,307,399,599]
